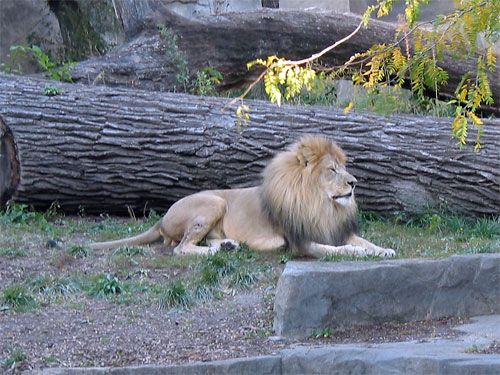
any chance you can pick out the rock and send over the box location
[0,0,63,74]
[274,254,500,338]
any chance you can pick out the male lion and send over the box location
[90,135,395,258]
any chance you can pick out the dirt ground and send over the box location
[1,285,470,374]
[0,216,495,373]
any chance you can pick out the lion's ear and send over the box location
[296,151,309,167]
[296,143,317,168]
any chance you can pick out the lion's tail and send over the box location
[89,221,163,250]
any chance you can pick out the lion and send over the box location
[90,135,395,258]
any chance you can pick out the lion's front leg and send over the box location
[346,234,396,258]
[303,242,372,258]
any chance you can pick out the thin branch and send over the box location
[222,17,365,111]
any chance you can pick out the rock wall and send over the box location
[275,254,500,338]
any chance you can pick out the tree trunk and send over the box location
[0,73,498,216]
[70,6,500,114]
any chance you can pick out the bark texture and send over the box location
[0,73,498,216]
[70,6,500,114]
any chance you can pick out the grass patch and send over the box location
[2,348,27,370]
[84,273,124,298]
[157,245,261,309]
[360,209,499,258]
[0,248,27,258]
[320,254,384,262]
[158,279,192,310]
[113,246,150,257]
[1,283,38,312]
[67,244,91,258]
[26,273,80,296]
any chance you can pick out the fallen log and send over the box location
[70,6,500,114]
[0,73,498,216]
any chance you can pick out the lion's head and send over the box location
[260,135,358,251]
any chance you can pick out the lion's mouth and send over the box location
[333,191,353,200]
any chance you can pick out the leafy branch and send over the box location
[226,0,498,150]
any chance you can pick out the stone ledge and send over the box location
[274,254,500,338]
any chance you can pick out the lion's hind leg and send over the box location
[171,195,228,256]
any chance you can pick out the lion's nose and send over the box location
[348,176,357,188]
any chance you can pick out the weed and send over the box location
[2,349,27,369]
[1,283,37,311]
[113,246,149,257]
[44,356,60,364]
[157,24,223,95]
[67,245,90,258]
[192,284,215,303]
[198,251,237,279]
[87,274,123,297]
[320,254,383,262]
[43,84,63,96]
[465,344,480,353]
[229,267,257,289]
[3,45,73,81]
[279,255,290,264]
[191,67,223,96]
[26,274,80,295]
[0,248,27,258]
[0,202,44,225]
[158,24,190,91]
[311,327,332,339]
[158,280,192,310]
[464,243,497,254]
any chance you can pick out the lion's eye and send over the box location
[330,168,337,174]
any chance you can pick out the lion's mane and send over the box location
[260,135,358,251]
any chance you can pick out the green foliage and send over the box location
[0,202,45,225]
[2,349,27,370]
[113,245,149,257]
[2,45,73,81]
[320,254,384,262]
[87,273,123,297]
[158,24,223,95]
[157,245,259,309]
[229,266,257,289]
[158,279,192,310]
[158,24,190,91]
[393,208,500,239]
[236,0,498,150]
[191,67,223,96]
[1,283,37,311]
[43,84,63,96]
[67,245,90,258]
[0,248,27,258]
[236,103,250,130]
[311,327,332,339]
[26,274,80,296]
[247,56,317,106]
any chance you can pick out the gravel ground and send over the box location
[0,285,473,374]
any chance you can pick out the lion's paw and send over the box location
[220,240,239,251]
[371,247,396,258]
[344,245,370,257]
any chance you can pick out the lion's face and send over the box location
[260,135,359,250]
[317,155,357,207]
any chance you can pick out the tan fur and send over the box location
[90,135,395,258]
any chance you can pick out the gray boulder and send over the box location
[274,254,500,338]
